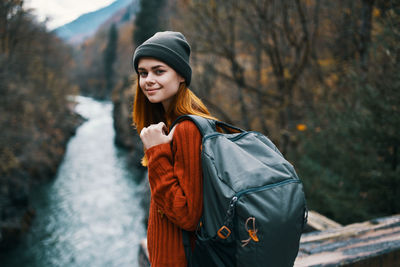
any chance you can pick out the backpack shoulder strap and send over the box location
[171,115,245,136]
[170,115,217,136]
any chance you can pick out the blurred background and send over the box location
[0,0,399,266]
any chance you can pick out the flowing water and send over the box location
[2,96,146,267]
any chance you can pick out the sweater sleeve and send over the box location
[145,120,203,231]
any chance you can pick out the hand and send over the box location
[140,122,177,150]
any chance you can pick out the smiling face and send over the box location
[138,57,185,111]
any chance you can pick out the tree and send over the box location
[171,0,400,224]
[296,0,400,223]
[176,0,318,154]
[104,23,118,94]
[133,0,166,47]
[1,0,80,249]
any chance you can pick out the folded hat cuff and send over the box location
[133,44,192,86]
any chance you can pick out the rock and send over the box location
[112,76,145,171]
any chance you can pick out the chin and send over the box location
[147,97,161,104]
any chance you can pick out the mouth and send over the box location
[145,87,161,92]
[145,88,161,96]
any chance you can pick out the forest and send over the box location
[116,0,400,224]
[149,0,399,224]
[0,0,84,249]
[0,0,399,251]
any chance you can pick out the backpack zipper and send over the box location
[226,179,302,218]
[235,179,301,199]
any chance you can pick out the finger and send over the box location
[154,122,167,134]
[168,125,177,139]
[140,127,147,137]
[162,124,168,135]
[157,122,166,128]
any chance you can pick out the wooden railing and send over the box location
[295,214,400,266]
[138,212,400,266]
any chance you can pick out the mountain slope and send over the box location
[54,0,133,44]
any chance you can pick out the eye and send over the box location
[139,71,147,78]
[155,69,165,75]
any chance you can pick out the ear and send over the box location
[178,74,185,83]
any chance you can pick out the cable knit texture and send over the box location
[145,120,203,267]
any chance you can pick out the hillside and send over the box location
[54,0,136,44]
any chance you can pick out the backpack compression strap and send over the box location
[182,230,193,266]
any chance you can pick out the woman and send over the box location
[132,31,215,266]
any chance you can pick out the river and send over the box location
[2,96,146,267]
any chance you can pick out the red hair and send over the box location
[132,80,216,165]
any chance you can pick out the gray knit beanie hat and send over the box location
[133,31,192,86]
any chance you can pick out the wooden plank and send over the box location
[306,210,343,231]
[301,215,400,243]
[295,214,400,266]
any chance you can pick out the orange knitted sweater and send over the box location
[145,120,203,267]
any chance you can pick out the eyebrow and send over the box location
[138,65,165,71]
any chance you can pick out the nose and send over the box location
[145,72,156,84]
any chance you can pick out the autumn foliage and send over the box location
[0,0,82,247]
[104,0,400,224]
[1,0,398,232]
[167,0,399,223]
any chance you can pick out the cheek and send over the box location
[165,79,180,94]
[139,78,145,90]
[165,74,182,88]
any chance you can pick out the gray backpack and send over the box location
[171,115,307,267]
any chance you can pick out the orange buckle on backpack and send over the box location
[217,226,231,239]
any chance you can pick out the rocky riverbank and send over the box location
[111,78,149,225]
[111,78,145,173]
[0,101,85,251]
